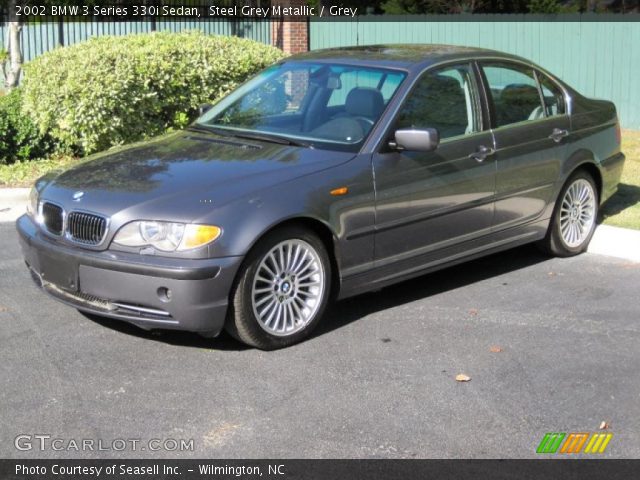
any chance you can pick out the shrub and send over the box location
[21,31,285,155]
[0,89,56,165]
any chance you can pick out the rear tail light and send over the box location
[615,120,621,145]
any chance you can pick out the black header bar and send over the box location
[2,459,640,480]
[1,2,640,23]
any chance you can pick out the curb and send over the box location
[1,187,638,263]
[587,225,640,263]
[0,187,30,199]
[0,188,29,223]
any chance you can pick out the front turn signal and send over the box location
[178,225,222,251]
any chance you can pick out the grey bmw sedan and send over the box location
[17,45,625,349]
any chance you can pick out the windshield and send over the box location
[196,62,407,152]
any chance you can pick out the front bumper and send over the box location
[16,214,242,335]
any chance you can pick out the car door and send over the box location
[478,61,570,231]
[372,62,496,268]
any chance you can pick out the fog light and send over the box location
[157,287,172,302]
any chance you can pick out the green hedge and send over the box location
[0,89,56,165]
[21,31,285,155]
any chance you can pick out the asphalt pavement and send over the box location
[1,222,639,459]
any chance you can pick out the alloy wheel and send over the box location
[251,239,326,337]
[559,178,596,248]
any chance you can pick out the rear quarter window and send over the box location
[537,72,566,117]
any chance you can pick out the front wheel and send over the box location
[226,227,331,350]
[539,170,598,257]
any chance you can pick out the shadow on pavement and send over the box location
[314,244,550,339]
[81,313,251,351]
[83,244,551,350]
[599,183,640,221]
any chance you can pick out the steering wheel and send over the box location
[353,116,375,129]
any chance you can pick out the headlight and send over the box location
[113,221,221,252]
[27,186,39,216]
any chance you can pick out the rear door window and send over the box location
[481,63,545,127]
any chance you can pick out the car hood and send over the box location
[39,130,355,222]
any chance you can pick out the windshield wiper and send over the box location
[187,124,231,136]
[225,131,313,149]
[189,124,312,148]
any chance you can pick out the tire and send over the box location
[225,226,332,350]
[539,170,599,257]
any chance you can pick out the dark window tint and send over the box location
[482,63,545,127]
[395,64,479,140]
[537,72,566,117]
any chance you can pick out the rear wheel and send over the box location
[226,226,331,350]
[540,170,598,257]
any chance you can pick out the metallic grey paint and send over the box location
[16,45,626,336]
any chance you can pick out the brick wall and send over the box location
[271,0,309,54]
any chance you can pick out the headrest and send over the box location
[501,83,539,104]
[428,74,463,93]
[345,87,384,118]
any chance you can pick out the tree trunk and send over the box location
[5,0,23,90]
[5,22,22,90]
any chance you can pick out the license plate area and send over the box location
[38,250,79,292]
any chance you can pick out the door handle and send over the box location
[469,145,496,162]
[548,128,569,143]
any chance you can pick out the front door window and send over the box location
[395,63,481,140]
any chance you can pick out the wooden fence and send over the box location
[1,18,271,63]
[310,15,640,129]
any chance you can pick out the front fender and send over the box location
[198,154,376,276]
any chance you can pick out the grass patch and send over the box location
[600,129,640,230]
[0,155,79,188]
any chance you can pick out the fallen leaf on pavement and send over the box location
[548,271,556,277]
[621,263,640,269]
[469,309,478,316]
[489,346,502,353]
[455,374,471,382]
[599,421,610,430]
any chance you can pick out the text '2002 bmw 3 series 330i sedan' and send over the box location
[17,45,625,349]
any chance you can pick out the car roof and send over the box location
[288,44,525,71]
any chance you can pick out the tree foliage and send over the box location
[0,89,56,164]
[527,0,563,13]
[21,31,285,155]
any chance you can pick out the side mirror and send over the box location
[391,128,439,152]
[199,104,213,116]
